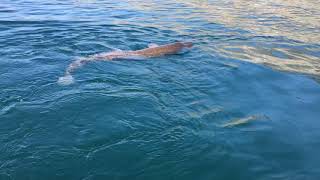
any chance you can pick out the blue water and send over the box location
[1,0,320,179]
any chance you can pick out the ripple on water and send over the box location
[1,0,320,179]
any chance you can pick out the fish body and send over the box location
[221,116,258,128]
[129,41,192,58]
[94,41,193,60]
[58,42,193,85]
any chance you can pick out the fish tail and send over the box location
[65,56,93,74]
[58,56,94,85]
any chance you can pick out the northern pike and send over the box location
[58,42,193,85]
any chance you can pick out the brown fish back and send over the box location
[133,42,185,57]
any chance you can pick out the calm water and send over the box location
[1,0,320,179]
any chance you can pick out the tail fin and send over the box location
[57,56,93,85]
[58,73,74,85]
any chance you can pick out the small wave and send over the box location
[0,103,16,116]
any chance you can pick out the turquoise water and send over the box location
[1,0,320,179]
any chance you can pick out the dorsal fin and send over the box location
[148,43,159,48]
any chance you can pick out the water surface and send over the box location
[1,0,320,179]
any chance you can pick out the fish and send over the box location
[58,41,193,85]
[221,115,260,128]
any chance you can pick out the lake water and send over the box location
[1,0,320,179]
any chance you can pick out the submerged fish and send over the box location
[221,115,260,128]
[58,41,193,85]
